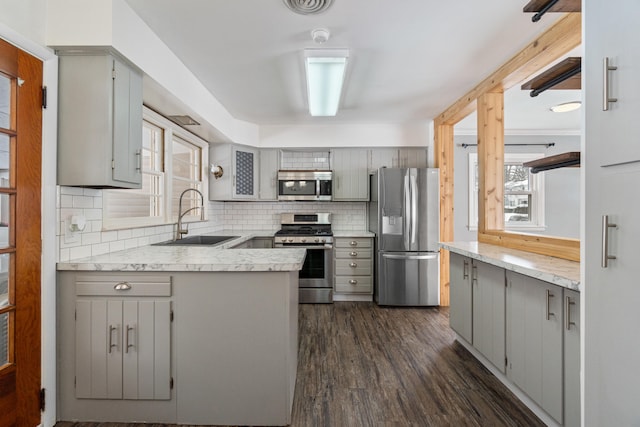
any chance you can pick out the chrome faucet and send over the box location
[176,188,205,240]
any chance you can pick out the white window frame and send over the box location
[103,107,208,230]
[468,152,545,232]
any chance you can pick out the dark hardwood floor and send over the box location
[56,302,543,427]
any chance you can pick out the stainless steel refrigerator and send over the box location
[369,168,440,306]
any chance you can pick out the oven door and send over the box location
[297,245,334,288]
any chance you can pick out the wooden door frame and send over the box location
[434,13,581,305]
[0,37,43,427]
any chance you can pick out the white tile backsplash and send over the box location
[281,150,330,170]
[56,184,368,262]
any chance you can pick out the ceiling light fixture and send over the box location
[304,48,349,117]
[550,101,582,113]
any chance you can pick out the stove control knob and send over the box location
[314,238,320,243]
[288,238,293,243]
[321,238,326,243]
[301,238,307,243]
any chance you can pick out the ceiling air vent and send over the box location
[283,0,334,15]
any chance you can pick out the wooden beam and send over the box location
[436,13,581,125]
[434,119,454,306]
[479,230,580,261]
[477,91,504,233]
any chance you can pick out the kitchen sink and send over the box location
[154,235,239,246]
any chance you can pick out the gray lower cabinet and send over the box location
[564,289,580,427]
[334,237,373,295]
[449,253,472,343]
[472,260,506,373]
[58,272,176,423]
[506,271,563,424]
[58,53,143,188]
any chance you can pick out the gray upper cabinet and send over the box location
[259,149,279,201]
[58,53,143,188]
[398,148,428,168]
[209,143,258,200]
[331,148,369,201]
[369,148,399,172]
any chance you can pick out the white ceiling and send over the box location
[125,0,580,131]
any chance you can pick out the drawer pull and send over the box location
[114,282,132,291]
[349,279,358,285]
[349,262,358,268]
[350,251,358,257]
[349,241,358,246]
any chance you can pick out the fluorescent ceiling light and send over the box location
[304,49,349,117]
[550,101,581,113]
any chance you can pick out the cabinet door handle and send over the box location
[602,215,618,268]
[349,279,358,285]
[546,289,555,320]
[135,149,142,172]
[114,282,131,291]
[350,251,358,257]
[108,325,118,353]
[125,324,134,353]
[349,262,358,268]
[603,57,618,111]
[350,241,358,247]
[471,264,478,284]
[565,296,576,331]
[463,260,469,279]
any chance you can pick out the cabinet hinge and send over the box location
[39,388,46,412]
[41,86,47,109]
[170,310,174,322]
[170,377,174,389]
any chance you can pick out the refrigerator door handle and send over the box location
[382,253,438,261]
[403,173,411,249]
[410,171,418,245]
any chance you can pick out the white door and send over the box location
[584,0,640,424]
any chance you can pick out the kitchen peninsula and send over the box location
[56,234,305,426]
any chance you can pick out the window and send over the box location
[468,153,545,231]
[103,108,207,229]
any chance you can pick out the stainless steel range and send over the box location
[274,213,334,303]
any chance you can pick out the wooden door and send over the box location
[0,38,43,426]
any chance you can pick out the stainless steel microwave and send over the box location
[277,170,332,201]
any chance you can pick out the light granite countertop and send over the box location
[440,241,580,291]
[57,231,305,272]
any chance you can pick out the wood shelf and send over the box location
[523,0,581,13]
[521,57,581,94]
[523,151,580,173]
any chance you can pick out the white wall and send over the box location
[260,122,430,148]
[453,133,581,241]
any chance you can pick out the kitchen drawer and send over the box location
[335,259,372,276]
[335,276,373,294]
[75,274,172,297]
[335,238,372,249]
[335,248,372,259]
